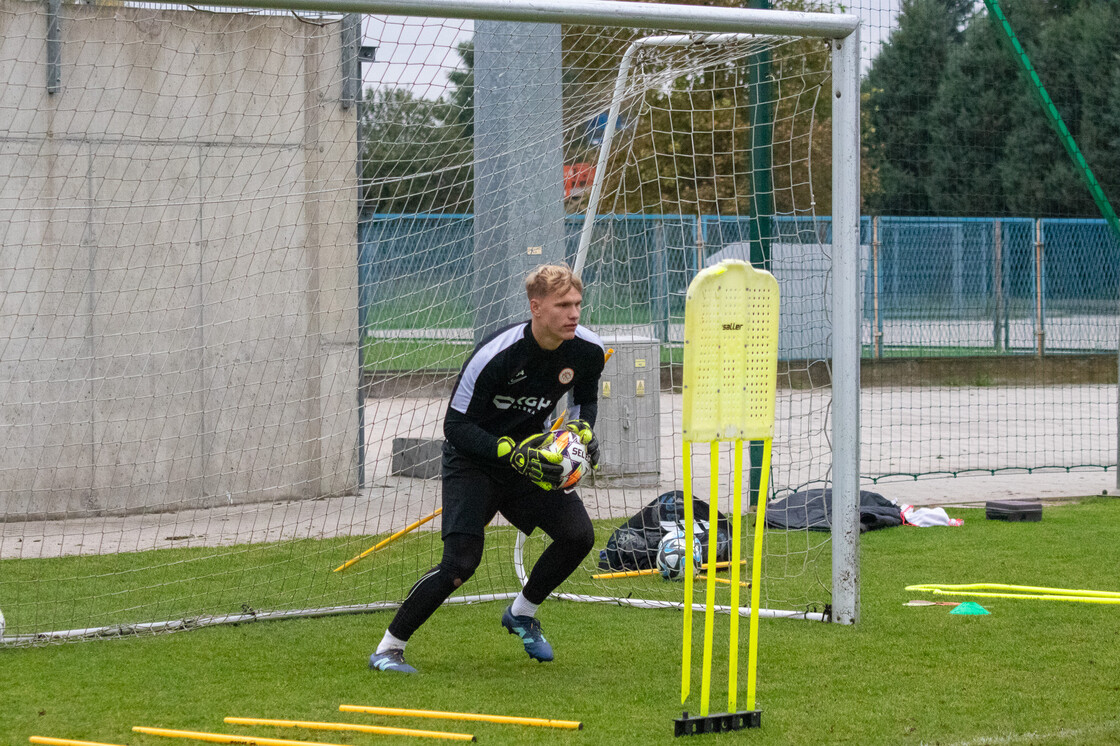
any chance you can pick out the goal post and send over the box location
[831,20,861,626]
[0,0,861,646]
[567,23,862,624]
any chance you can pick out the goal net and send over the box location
[0,0,861,644]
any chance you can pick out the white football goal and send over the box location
[0,0,861,644]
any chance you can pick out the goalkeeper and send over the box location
[370,264,605,674]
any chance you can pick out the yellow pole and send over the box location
[132,727,350,746]
[727,438,744,713]
[223,717,474,741]
[681,439,694,704]
[333,508,442,572]
[699,442,719,716]
[338,705,583,730]
[905,582,1120,604]
[745,439,772,711]
[908,582,1120,598]
[30,738,126,746]
[591,568,659,579]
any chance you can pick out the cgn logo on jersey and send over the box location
[558,367,575,384]
[493,395,553,413]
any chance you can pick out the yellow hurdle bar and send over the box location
[680,438,694,704]
[224,717,475,741]
[339,705,582,730]
[591,568,659,579]
[132,726,350,746]
[333,508,443,572]
[30,738,126,746]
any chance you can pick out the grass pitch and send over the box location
[4,498,1120,745]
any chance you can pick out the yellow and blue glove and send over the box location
[497,432,564,489]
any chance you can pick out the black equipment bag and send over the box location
[597,490,732,572]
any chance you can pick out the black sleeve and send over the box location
[576,400,598,430]
[570,345,605,428]
[444,408,503,463]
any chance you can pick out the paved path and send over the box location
[3,387,1114,560]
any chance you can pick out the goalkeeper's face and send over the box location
[530,285,583,350]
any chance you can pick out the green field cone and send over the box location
[950,601,990,615]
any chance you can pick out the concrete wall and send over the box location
[0,1,359,518]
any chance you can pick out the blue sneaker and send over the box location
[501,606,554,662]
[368,648,417,674]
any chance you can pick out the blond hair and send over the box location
[525,264,583,300]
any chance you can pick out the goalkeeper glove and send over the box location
[565,419,600,469]
[497,432,564,489]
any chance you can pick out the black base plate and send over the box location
[674,710,762,736]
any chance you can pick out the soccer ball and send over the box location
[656,529,702,580]
[541,429,590,492]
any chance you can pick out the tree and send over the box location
[359,87,472,214]
[996,0,1120,217]
[567,5,834,217]
[360,39,477,214]
[445,41,474,140]
[926,7,1018,216]
[875,0,1120,219]
[863,0,972,216]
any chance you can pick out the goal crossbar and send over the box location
[172,0,860,39]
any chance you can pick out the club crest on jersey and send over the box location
[492,395,554,413]
[558,367,575,384]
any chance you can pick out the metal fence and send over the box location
[865,217,1120,355]
[360,213,1120,356]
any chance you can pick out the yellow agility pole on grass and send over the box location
[906,583,1120,604]
[30,738,128,746]
[132,727,350,746]
[592,568,660,579]
[224,717,475,741]
[339,704,583,730]
[333,508,443,573]
[678,259,779,733]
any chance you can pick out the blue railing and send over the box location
[360,213,1120,355]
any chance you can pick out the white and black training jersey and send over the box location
[443,321,605,464]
